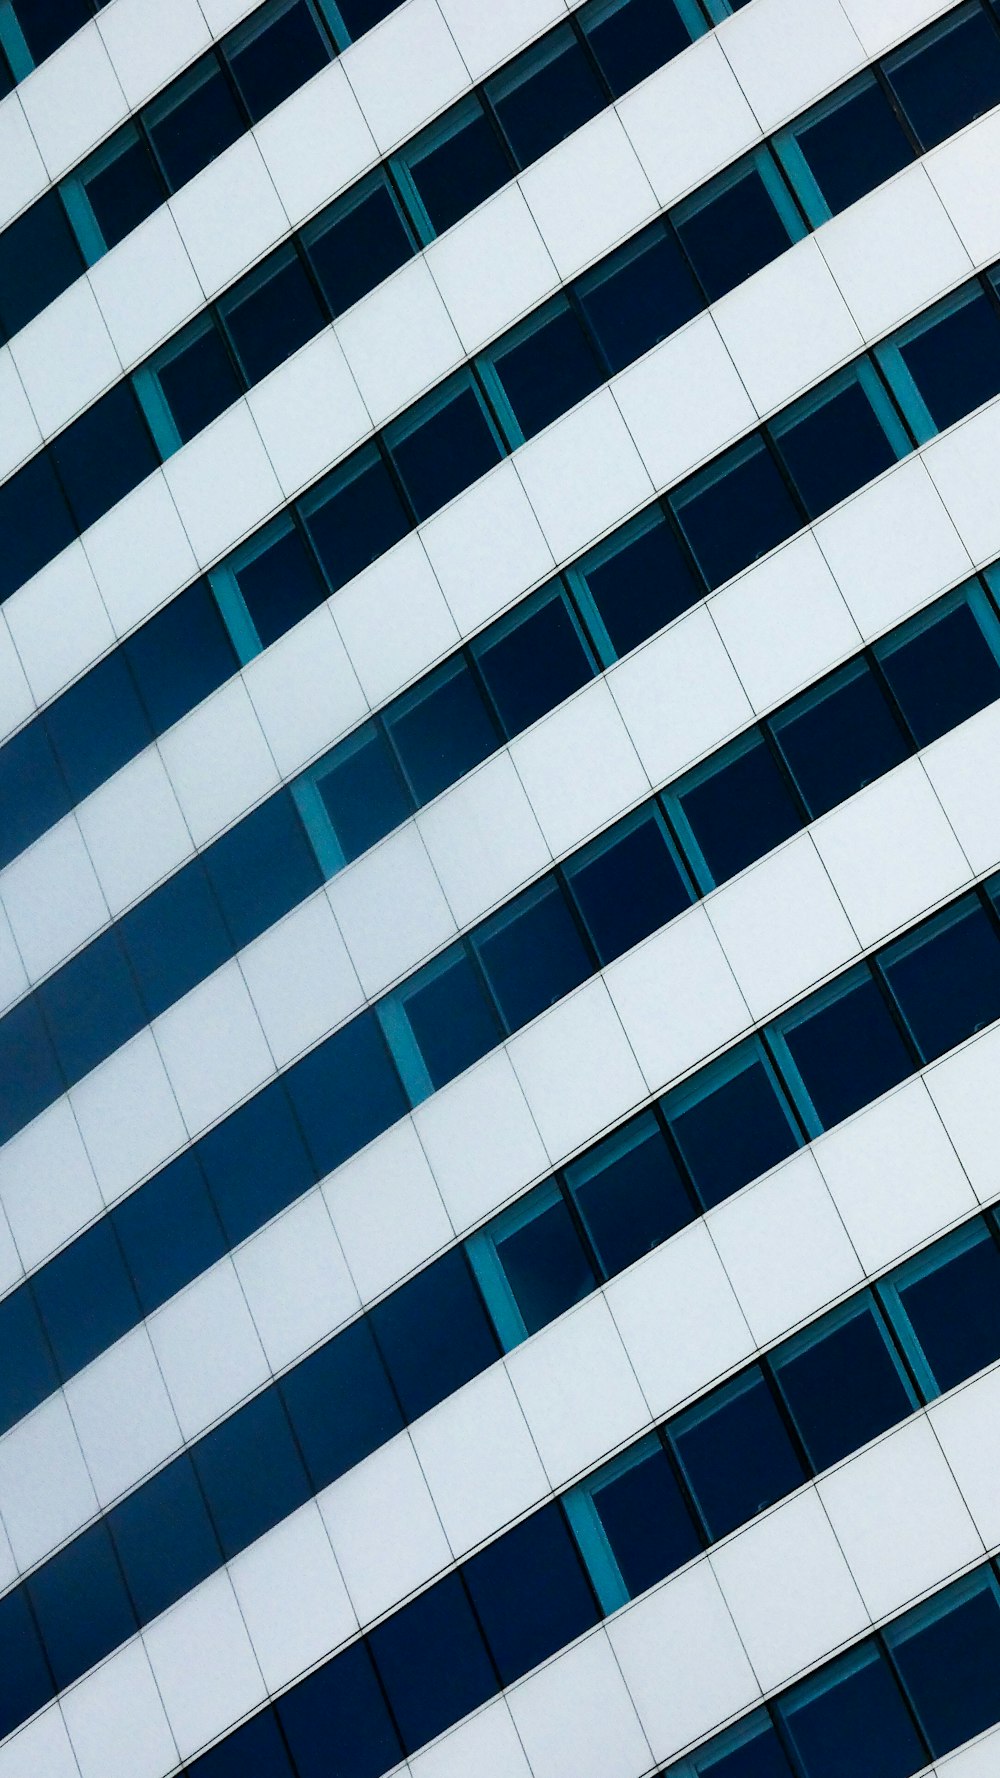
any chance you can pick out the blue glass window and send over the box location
[487,298,604,442]
[0,451,77,605]
[12,0,93,61]
[220,245,327,385]
[386,372,505,521]
[78,125,164,251]
[474,877,593,1031]
[120,858,232,1020]
[577,222,703,375]
[486,1182,596,1336]
[879,896,1000,1063]
[776,1641,926,1778]
[27,1521,136,1689]
[575,508,703,658]
[149,314,244,446]
[369,1573,497,1751]
[775,74,914,224]
[32,1218,138,1381]
[124,578,237,735]
[187,1709,293,1778]
[581,0,693,97]
[36,925,146,1085]
[44,646,151,802]
[278,1640,403,1778]
[671,437,802,589]
[285,1011,407,1177]
[769,657,910,820]
[0,720,70,868]
[883,1220,1000,1396]
[587,1440,702,1599]
[397,97,513,236]
[886,1568,1000,1757]
[0,995,63,1143]
[670,1369,806,1540]
[674,150,803,303]
[566,1112,694,1277]
[876,583,1000,748]
[664,1046,802,1211]
[193,1387,311,1558]
[772,968,914,1134]
[465,1504,599,1684]
[369,1247,499,1421]
[685,1710,796,1778]
[303,172,417,319]
[109,1456,221,1624]
[566,807,693,966]
[302,444,411,592]
[488,26,607,169]
[225,0,330,123]
[335,0,398,31]
[113,1150,227,1317]
[771,1295,917,1473]
[50,382,158,533]
[0,1587,53,1740]
[472,584,596,738]
[198,1080,315,1245]
[384,654,500,804]
[146,55,246,192]
[884,2,1000,150]
[311,722,413,863]
[0,191,83,339]
[280,1319,402,1491]
[396,947,503,1091]
[203,789,321,951]
[888,285,1000,438]
[668,730,803,890]
[0,1288,59,1436]
[771,365,908,519]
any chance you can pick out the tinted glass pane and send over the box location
[0,721,70,868]
[113,1150,227,1317]
[203,789,321,950]
[581,512,702,657]
[489,30,606,168]
[286,1011,407,1176]
[15,0,92,60]
[45,647,151,801]
[465,1505,599,1684]
[579,224,702,375]
[280,1319,402,1491]
[675,161,793,302]
[28,1522,135,1688]
[37,926,145,1084]
[771,659,910,820]
[474,589,594,737]
[51,382,158,533]
[567,1114,694,1277]
[0,1587,53,1740]
[491,303,603,441]
[0,994,64,1142]
[227,0,330,122]
[673,439,801,589]
[671,1369,806,1540]
[109,1456,221,1623]
[886,6,1000,150]
[494,1193,595,1334]
[194,1387,310,1558]
[369,1573,497,1751]
[591,1444,702,1598]
[792,77,914,217]
[0,451,76,605]
[304,448,411,592]
[335,0,398,30]
[475,878,592,1031]
[582,0,690,96]
[0,1288,59,1436]
[198,1079,315,1245]
[0,191,83,339]
[566,810,691,965]
[82,131,163,250]
[778,1643,926,1778]
[773,378,900,518]
[125,579,237,735]
[32,1218,138,1380]
[676,733,802,886]
[385,656,499,805]
[388,379,504,520]
[304,177,415,319]
[221,250,327,384]
[695,1715,796,1778]
[893,1225,1000,1394]
[666,1048,800,1210]
[154,318,244,445]
[779,972,914,1130]
[147,58,246,191]
[898,290,1000,432]
[889,1575,1000,1756]
[279,1642,403,1778]
[880,898,1000,1063]
[403,102,511,235]
[400,949,503,1089]
[772,1298,916,1473]
[188,1709,293,1778]
[121,858,232,1020]
[370,1247,499,1421]
[314,724,413,863]
[878,595,1000,749]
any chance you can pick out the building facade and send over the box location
[2,0,1000,1773]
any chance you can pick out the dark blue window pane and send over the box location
[203,789,321,950]
[14,0,93,61]
[582,0,691,97]
[388,377,504,521]
[0,49,10,99]
[198,1080,315,1245]
[672,438,801,589]
[28,1522,136,1689]
[109,1456,221,1623]
[666,1046,800,1210]
[898,290,1000,432]
[675,733,803,886]
[402,100,512,235]
[878,593,1000,749]
[892,1224,1000,1394]
[494,1192,596,1334]
[778,1642,926,1778]
[193,1387,311,1558]
[791,76,914,217]
[770,658,910,820]
[694,1713,796,1778]
[125,579,237,735]
[44,647,151,801]
[314,724,413,863]
[580,512,703,658]
[286,1010,407,1176]
[32,1217,139,1381]
[491,302,604,441]
[154,318,245,444]
[475,878,593,1031]
[0,1587,52,1740]
[303,447,411,592]
[187,1709,293,1778]
[885,5,1000,150]
[880,898,1000,1064]
[773,377,901,519]
[369,1572,497,1751]
[671,1369,806,1540]
[566,809,692,965]
[121,859,232,1020]
[51,382,158,533]
[474,588,594,738]
[772,1297,916,1474]
[113,1151,227,1316]
[0,1287,59,1435]
[566,1113,694,1278]
[36,926,145,1084]
[778,971,915,1130]
[0,721,69,868]
[675,160,794,302]
[590,1444,702,1599]
[0,191,83,339]
[81,130,164,251]
[385,655,499,805]
[304,176,416,319]
[578,224,703,374]
[147,57,246,192]
[0,995,63,1142]
[335,0,398,30]
[0,451,77,605]
[221,249,327,385]
[400,948,503,1090]
[369,1246,499,1421]
[889,1573,1000,1757]
[278,1641,403,1778]
[232,520,328,648]
[489,28,606,168]
[280,1319,402,1490]
[465,1504,599,1684]
[226,0,330,123]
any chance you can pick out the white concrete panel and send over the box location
[143,1571,267,1763]
[242,603,367,781]
[70,1028,186,1207]
[327,821,455,998]
[718,0,863,133]
[705,836,858,1024]
[82,475,199,639]
[929,1365,1000,1552]
[65,1327,182,1507]
[62,1638,178,1778]
[427,184,558,355]
[0,1394,96,1571]
[509,678,649,858]
[605,904,750,1093]
[520,108,657,283]
[714,236,863,417]
[612,314,756,495]
[18,25,127,180]
[254,60,377,230]
[921,691,1000,878]
[708,533,861,715]
[1,815,108,983]
[411,1365,548,1557]
[618,36,759,208]
[435,0,565,83]
[924,399,1000,570]
[161,403,283,573]
[156,677,279,850]
[817,166,971,344]
[0,1097,102,1273]
[98,0,210,108]
[926,107,1000,271]
[506,1292,649,1489]
[924,1022,1000,1206]
[154,964,274,1136]
[246,328,372,501]
[5,543,116,708]
[324,1116,453,1305]
[234,1191,360,1373]
[148,1260,269,1442]
[420,459,555,636]
[0,348,42,482]
[343,0,470,154]
[413,1048,550,1231]
[228,1499,356,1693]
[418,750,551,931]
[336,255,462,422]
[169,135,289,300]
[76,748,194,919]
[240,890,364,1072]
[320,1431,451,1625]
[607,605,753,788]
[332,534,458,709]
[514,389,654,566]
[10,276,121,438]
[508,1632,654,1778]
[507,978,647,1161]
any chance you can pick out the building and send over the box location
[1,0,1000,1772]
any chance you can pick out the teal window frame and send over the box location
[671,143,809,259]
[565,507,675,671]
[874,575,1000,683]
[770,356,913,477]
[661,1032,803,1157]
[207,512,302,665]
[390,93,504,247]
[475,292,595,451]
[662,726,774,894]
[60,125,154,264]
[0,1,33,79]
[466,1178,572,1352]
[771,1289,920,1449]
[878,1217,999,1399]
[765,965,887,1140]
[772,71,893,228]
[562,1434,666,1616]
[875,282,998,444]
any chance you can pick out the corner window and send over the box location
[875,580,1000,748]
[572,507,703,660]
[471,582,596,738]
[567,1437,702,1612]
[391,945,503,1094]
[885,1568,1000,1758]
[877,283,1000,441]
[770,1294,917,1473]
[213,515,329,653]
[297,720,413,869]
[0,190,83,340]
[464,1504,599,1684]
[145,313,245,450]
[473,876,593,1031]
[50,381,158,533]
[219,244,327,385]
[383,652,500,805]
[224,0,331,124]
[880,1218,1000,1397]
[770,361,911,520]
[775,1641,925,1778]
[669,1368,806,1540]
[467,1179,597,1344]
[576,221,703,376]
[301,442,411,592]
[580,0,700,98]
[72,124,164,255]
[484,296,604,443]
[368,1247,499,1423]
[564,804,694,965]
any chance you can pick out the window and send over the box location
[486,297,604,442]
[394,947,503,1092]
[774,74,915,225]
[302,444,411,591]
[678,1709,797,1777]
[0,1288,59,1438]
[879,284,1000,439]
[878,895,1000,1063]
[566,1112,694,1278]
[384,652,500,805]
[474,877,593,1031]
[188,1711,293,1778]
[464,1505,599,1684]
[471,583,596,737]
[671,436,802,589]
[8,0,92,61]
[278,1641,403,1778]
[26,1522,135,1690]
[193,1388,311,1558]
[285,1010,407,1177]
[0,190,83,339]
[36,925,146,1085]
[487,25,607,169]
[0,721,69,869]
[148,314,245,446]
[112,1151,227,1317]
[368,1247,499,1421]
[580,0,696,98]
[663,1039,801,1210]
[0,996,64,1143]
[574,508,703,659]
[307,722,414,865]
[225,0,331,123]
[197,1078,316,1245]
[146,55,246,191]
[576,222,702,375]
[50,382,158,533]
[667,729,803,889]
[565,806,694,965]
[673,149,805,303]
[222,518,330,651]
[669,1368,806,1540]
[0,1587,53,1740]
[369,1573,497,1752]
[768,656,910,819]
[387,372,506,520]
[280,1319,402,1490]
[881,1219,1000,1396]
[574,1439,702,1604]
[43,647,151,802]
[470,1180,596,1341]
[875,581,1000,748]
[109,1456,222,1624]
[886,1568,1000,1758]
[123,578,237,735]
[75,125,164,252]
[0,451,76,605]
[884,1,1000,150]
[120,858,232,1020]
[770,363,909,518]
[219,245,327,384]
[335,0,400,31]
[771,967,914,1134]
[775,1642,925,1778]
[395,97,513,236]
[303,171,417,319]
[770,1294,917,1473]
[31,1218,139,1381]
